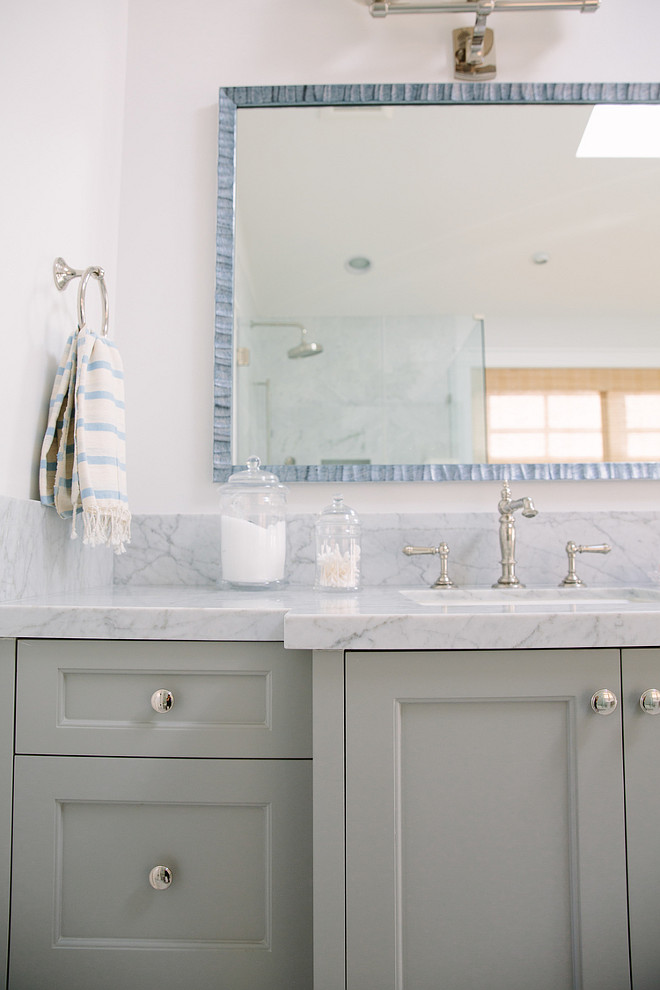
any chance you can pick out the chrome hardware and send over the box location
[493,481,538,588]
[53,257,83,290]
[402,541,455,588]
[640,689,660,714]
[53,256,109,336]
[370,1,599,14]
[559,541,611,587]
[591,689,618,715]
[149,865,173,890]
[151,689,174,713]
[453,24,496,80]
[368,0,599,80]
[249,320,323,359]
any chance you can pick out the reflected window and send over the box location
[486,370,660,463]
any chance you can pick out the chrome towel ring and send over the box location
[53,256,109,336]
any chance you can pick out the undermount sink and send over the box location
[399,587,660,610]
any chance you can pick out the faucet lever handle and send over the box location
[560,541,612,587]
[402,542,455,588]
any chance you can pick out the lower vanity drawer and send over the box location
[9,755,312,990]
[16,639,311,758]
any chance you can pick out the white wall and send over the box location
[116,0,660,515]
[0,1,128,501]
[5,0,660,519]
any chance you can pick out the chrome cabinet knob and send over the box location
[640,689,660,714]
[149,865,173,890]
[591,689,618,715]
[151,689,174,713]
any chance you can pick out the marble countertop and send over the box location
[2,584,660,651]
[0,586,292,643]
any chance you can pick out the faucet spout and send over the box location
[521,497,538,518]
[493,482,538,588]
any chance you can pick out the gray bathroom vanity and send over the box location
[1,585,660,988]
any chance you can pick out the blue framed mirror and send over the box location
[215,82,660,482]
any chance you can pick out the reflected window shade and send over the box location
[547,432,604,460]
[488,395,545,430]
[617,391,660,459]
[627,433,660,459]
[486,370,660,464]
[624,393,660,428]
[547,394,601,430]
[489,433,548,460]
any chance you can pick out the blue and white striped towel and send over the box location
[39,327,131,554]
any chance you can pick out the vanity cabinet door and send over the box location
[345,648,630,990]
[9,755,312,990]
[622,647,660,990]
[0,640,14,985]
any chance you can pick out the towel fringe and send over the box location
[72,504,132,555]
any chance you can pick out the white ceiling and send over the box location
[235,103,660,322]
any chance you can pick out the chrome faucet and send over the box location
[402,541,455,588]
[493,481,538,588]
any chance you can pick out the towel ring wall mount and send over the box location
[53,256,109,337]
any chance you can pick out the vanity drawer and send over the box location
[16,639,311,758]
[9,755,312,990]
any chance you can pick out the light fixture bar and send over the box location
[369,0,600,80]
[370,0,599,14]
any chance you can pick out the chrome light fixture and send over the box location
[369,0,600,80]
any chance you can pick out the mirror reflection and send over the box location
[215,85,660,481]
[236,314,486,466]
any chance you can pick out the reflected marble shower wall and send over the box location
[235,315,485,466]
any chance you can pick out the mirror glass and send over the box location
[215,83,660,482]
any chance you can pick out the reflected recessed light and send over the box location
[532,251,550,265]
[345,256,372,274]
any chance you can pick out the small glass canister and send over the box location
[219,456,287,589]
[314,494,361,592]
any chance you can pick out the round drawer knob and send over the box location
[591,689,618,715]
[640,688,660,714]
[149,865,173,890]
[151,689,174,713]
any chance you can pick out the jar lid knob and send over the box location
[224,454,286,489]
[319,492,360,522]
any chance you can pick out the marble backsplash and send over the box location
[4,494,660,599]
[0,495,114,602]
[114,509,660,591]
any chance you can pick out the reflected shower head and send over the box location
[288,327,323,359]
[249,320,323,359]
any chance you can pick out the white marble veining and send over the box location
[0,586,290,641]
[282,586,660,651]
[115,509,660,592]
[113,513,222,586]
[1,584,660,652]
[0,495,113,603]
[3,496,660,653]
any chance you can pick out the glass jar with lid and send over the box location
[219,456,288,589]
[314,494,361,592]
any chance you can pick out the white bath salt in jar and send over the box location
[219,456,288,589]
[314,494,361,592]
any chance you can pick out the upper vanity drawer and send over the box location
[16,640,311,758]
